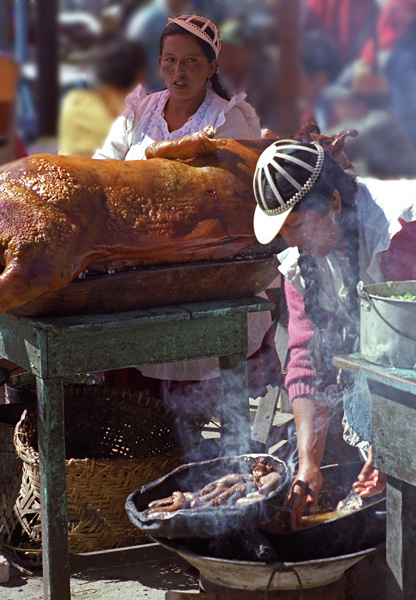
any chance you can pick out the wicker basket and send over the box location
[0,383,203,561]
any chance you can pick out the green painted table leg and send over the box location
[386,476,416,600]
[0,299,274,597]
[218,353,251,454]
[36,376,71,600]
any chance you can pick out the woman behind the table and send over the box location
[94,14,260,161]
[252,134,416,529]
[92,15,274,424]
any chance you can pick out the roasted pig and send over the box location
[0,128,275,313]
[0,123,354,314]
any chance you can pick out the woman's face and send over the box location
[159,34,216,102]
[279,192,344,258]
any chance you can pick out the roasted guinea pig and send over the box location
[0,123,355,314]
[144,457,282,517]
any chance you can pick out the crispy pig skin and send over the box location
[0,122,353,314]
[0,131,274,313]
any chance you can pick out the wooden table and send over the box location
[0,296,273,600]
[333,353,416,600]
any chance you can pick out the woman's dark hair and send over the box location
[264,146,360,390]
[159,22,229,100]
[94,37,147,90]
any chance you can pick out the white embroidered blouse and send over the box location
[93,86,261,161]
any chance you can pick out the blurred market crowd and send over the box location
[2,0,416,178]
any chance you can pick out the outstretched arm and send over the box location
[93,114,130,161]
[282,279,330,529]
[285,394,330,530]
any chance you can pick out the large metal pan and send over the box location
[265,462,386,561]
[155,539,382,591]
[142,463,385,564]
[11,256,278,317]
[125,454,291,539]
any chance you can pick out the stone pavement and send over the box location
[0,384,387,599]
[1,546,200,600]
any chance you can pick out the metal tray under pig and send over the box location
[10,256,278,317]
[125,454,290,539]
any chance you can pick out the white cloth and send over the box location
[93,86,261,161]
[277,177,416,310]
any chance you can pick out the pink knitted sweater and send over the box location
[284,219,416,402]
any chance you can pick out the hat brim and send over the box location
[253,204,293,245]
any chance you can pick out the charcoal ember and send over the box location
[204,528,281,562]
[239,528,281,562]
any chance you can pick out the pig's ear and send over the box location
[293,122,358,177]
[293,121,321,142]
[315,128,359,177]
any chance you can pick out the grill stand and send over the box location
[333,353,416,600]
[0,296,273,600]
[199,573,352,599]
[165,572,355,600]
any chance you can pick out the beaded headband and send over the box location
[167,15,222,58]
[253,140,325,216]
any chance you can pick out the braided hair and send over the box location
[159,22,230,100]
[263,146,359,390]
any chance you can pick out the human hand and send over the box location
[352,446,386,498]
[283,464,323,531]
